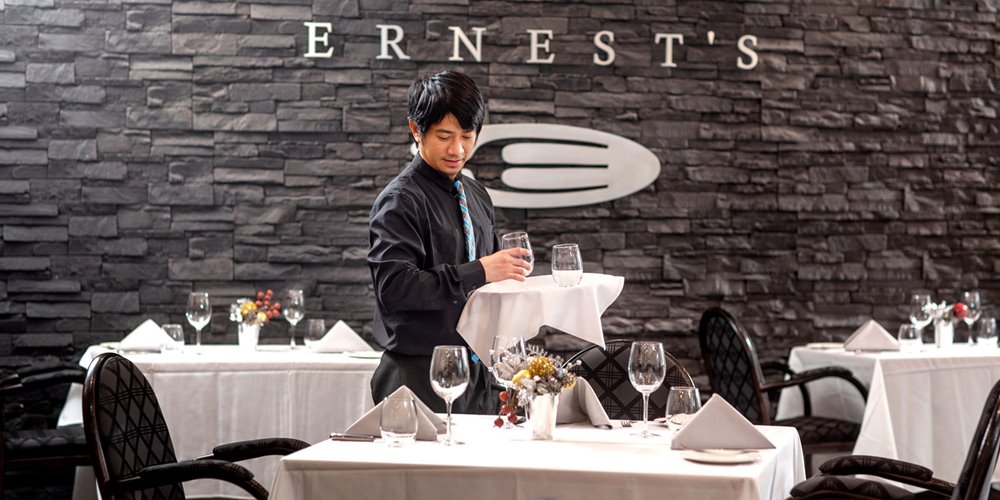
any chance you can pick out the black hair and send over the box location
[407,70,486,136]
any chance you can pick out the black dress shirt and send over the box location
[368,155,499,355]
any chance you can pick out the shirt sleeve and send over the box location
[368,190,486,312]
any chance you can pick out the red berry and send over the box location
[953,303,968,320]
[266,289,273,296]
[507,414,518,424]
[499,391,509,402]
[255,300,263,307]
[499,405,509,415]
[494,418,504,428]
[274,302,281,308]
[257,291,264,298]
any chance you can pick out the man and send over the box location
[367,70,531,413]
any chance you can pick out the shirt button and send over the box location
[452,300,458,304]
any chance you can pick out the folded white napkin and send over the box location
[843,319,899,351]
[556,379,612,429]
[671,394,775,450]
[344,386,445,441]
[118,319,172,352]
[310,320,373,352]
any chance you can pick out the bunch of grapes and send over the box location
[494,390,519,428]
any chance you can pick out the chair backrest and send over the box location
[568,339,695,420]
[697,307,772,424]
[83,352,184,500]
[952,378,1000,500]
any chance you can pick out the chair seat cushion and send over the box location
[776,416,860,445]
[790,474,915,500]
[4,424,87,459]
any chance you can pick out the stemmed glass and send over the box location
[185,292,211,351]
[627,341,667,438]
[501,232,534,276]
[909,293,933,340]
[429,345,470,446]
[283,289,304,348]
[551,243,583,287]
[960,291,982,344]
[489,336,526,429]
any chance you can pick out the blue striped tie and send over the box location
[454,179,475,262]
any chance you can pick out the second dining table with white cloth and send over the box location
[59,344,381,499]
[776,343,1000,483]
[269,415,806,500]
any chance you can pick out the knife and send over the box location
[329,433,376,442]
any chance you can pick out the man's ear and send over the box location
[408,119,420,144]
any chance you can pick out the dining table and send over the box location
[58,343,382,499]
[776,342,1000,483]
[269,414,806,500]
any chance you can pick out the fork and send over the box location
[620,419,632,428]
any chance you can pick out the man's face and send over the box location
[410,113,477,180]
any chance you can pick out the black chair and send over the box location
[0,364,91,496]
[567,339,695,420]
[83,352,309,500]
[789,377,1000,500]
[697,307,868,471]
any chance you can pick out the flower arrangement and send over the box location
[229,289,282,326]
[494,347,579,428]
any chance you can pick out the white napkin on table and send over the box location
[671,394,775,450]
[843,319,899,351]
[344,385,445,441]
[556,379,612,429]
[310,320,373,352]
[118,319,172,352]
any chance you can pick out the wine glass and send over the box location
[489,336,526,429]
[551,243,583,287]
[429,345,470,446]
[960,291,982,344]
[501,232,534,276]
[283,289,304,348]
[185,292,211,350]
[909,293,933,339]
[665,387,702,434]
[627,341,667,438]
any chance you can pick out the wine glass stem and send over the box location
[641,393,650,437]
[195,328,202,347]
[445,400,454,445]
[289,323,296,347]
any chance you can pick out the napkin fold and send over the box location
[843,319,900,352]
[310,320,373,352]
[556,379,612,429]
[671,394,775,450]
[344,386,445,441]
[118,319,172,352]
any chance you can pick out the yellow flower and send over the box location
[529,356,555,377]
[511,369,532,385]
[256,311,267,323]
[241,302,257,317]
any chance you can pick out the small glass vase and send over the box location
[934,318,953,349]
[529,393,559,440]
[238,322,260,351]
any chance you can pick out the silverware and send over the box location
[329,433,376,442]
[620,419,632,428]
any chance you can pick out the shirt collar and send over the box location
[412,155,460,193]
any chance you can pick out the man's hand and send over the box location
[480,248,532,283]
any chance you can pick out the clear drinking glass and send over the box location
[909,293,933,338]
[429,345,470,446]
[897,324,922,352]
[161,323,185,354]
[961,291,982,343]
[551,243,583,287]
[284,289,305,348]
[304,318,325,348]
[627,341,667,438]
[665,387,702,434]
[501,232,534,276]
[489,336,526,429]
[379,395,418,447]
[977,317,997,348]
[185,292,211,349]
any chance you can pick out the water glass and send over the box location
[185,292,211,348]
[897,324,922,352]
[628,341,666,438]
[501,232,534,275]
[977,317,998,348]
[161,323,185,354]
[551,243,583,287]
[429,345,470,446]
[284,289,305,347]
[665,387,701,434]
[379,395,418,447]
[305,318,325,348]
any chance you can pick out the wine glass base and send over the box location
[631,431,661,438]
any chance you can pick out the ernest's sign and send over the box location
[303,24,760,70]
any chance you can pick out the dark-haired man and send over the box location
[368,70,531,413]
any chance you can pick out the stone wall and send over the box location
[2,0,999,379]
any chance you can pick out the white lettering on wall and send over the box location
[376,24,410,60]
[737,34,759,70]
[303,22,333,58]
[526,29,555,64]
[448,26,486,62]
[593,30,615,66]
[654,33,684,68]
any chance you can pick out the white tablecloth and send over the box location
[269,415,806,500]
[59,345,381,499]
[776,344,1000,482]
